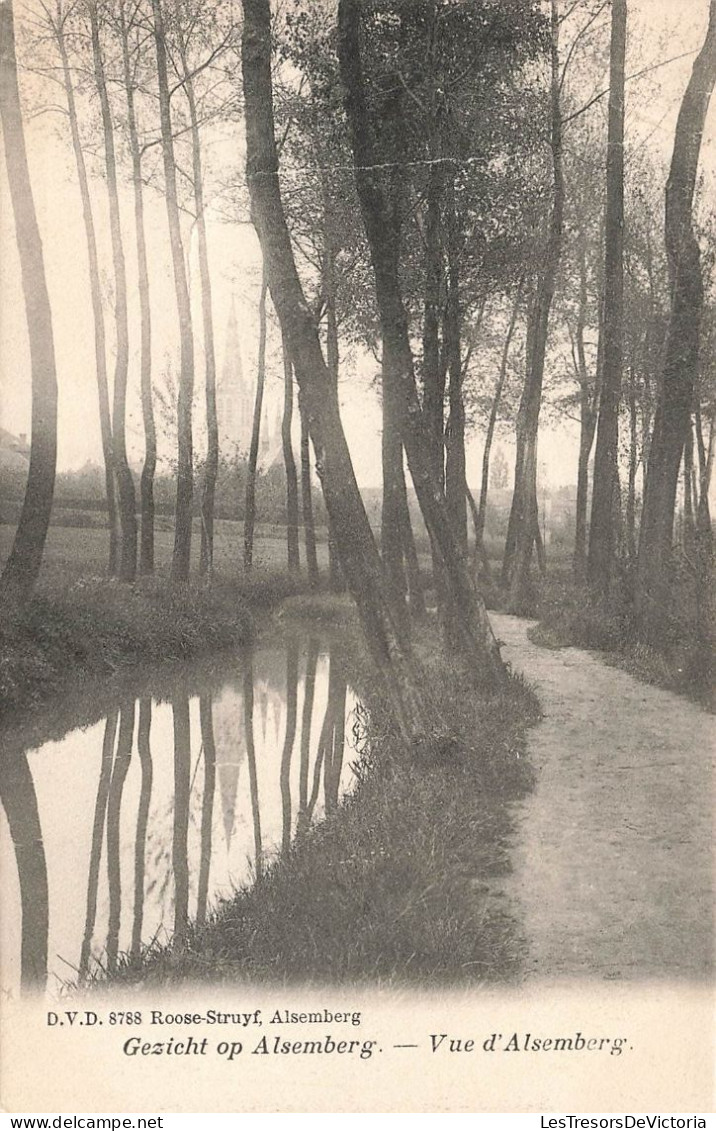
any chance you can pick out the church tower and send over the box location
[217,298,251,455]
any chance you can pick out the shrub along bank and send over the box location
[528,564,714,709]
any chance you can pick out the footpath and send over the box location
[491,613,714,981]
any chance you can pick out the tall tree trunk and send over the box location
[422,151,444,487]
[397,448,426,617]
[322,209,345,593]
[695,401,714,538]
[682,420,697,558]
[244,272,268,572]
[588,0,627,595]
[626,362,639,563]
[242,0,437,745]
[89,0,136,581]
[56,16,119,576]
[0,0,58,605]
[504,0,564,609]
[118,2,155,575]
[574,397,598,581]
[636,1,716,637]
[502,331,540,604]
[477,285,522,560]
[281,330,301,574]
[300,401,320,589]
[178,47,219,577]
[443,177,468,554]
[151,0,195,581]
[338,0,504,685]
[572,233,599,581]
[382,337,409,629]
[422,158,446,593]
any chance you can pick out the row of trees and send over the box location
[2,0,715,742]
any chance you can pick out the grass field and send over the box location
[0,516,330,588]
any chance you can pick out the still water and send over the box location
[0,633,360,995]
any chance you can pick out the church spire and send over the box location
[218,296,251,454]
[221,295,244,388]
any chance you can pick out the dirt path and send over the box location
[491,614,714,982]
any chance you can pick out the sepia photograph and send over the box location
[0,0,714,1114]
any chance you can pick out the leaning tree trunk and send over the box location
[179,48,219,578]
[151,0,195,582]
[636,0,716,638]
[504,0,564,610]
[587,0,627,596]
[281,330,300,574]
[338,0,504,685]
[89,0,137,581]
[244,272,268,572]
[118,1,155,575]
[57,22,119,576]
[0,0,58,605]
[241,0,435,746]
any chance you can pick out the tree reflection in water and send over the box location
[196,695,216,926]
[131,699,153,955]
[0,747,49,991]
[243,648,263,882]
[280,639,299,855]
[106,700,134,972]
[80,707,117,978]
[0,635,356,993]
[171,691,191,944]
[298,637,320,832]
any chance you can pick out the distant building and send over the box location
[216,298,253,456]
[0,427,30,473]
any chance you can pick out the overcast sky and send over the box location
[1,0,713,489]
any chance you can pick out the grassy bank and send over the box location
[0,522,316,722]
[0,572,308,723]
[97,624,541,988]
